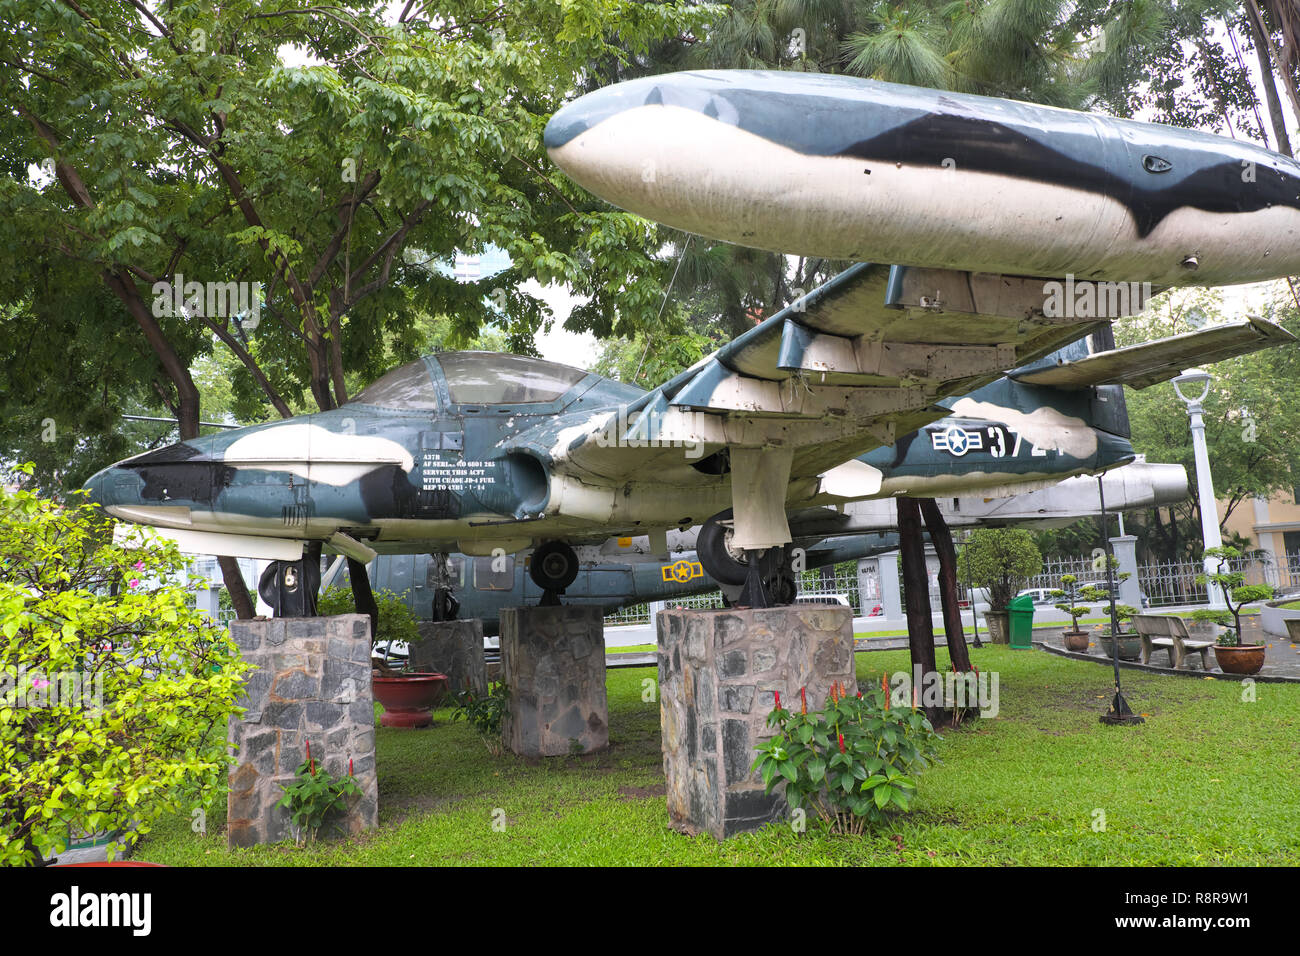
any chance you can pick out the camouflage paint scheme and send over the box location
[84,332,1205,557]
[545,70,1300,286]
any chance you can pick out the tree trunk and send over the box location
[919,498,972,672]
[1246,0,1295,156]
[102,269,260,618]
[218,556,256,619]
[897,497,939,722]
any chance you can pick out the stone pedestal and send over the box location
[226,615,378,848]
[409,619,486,696]
[657,605,856,840]
[500,605,608,757]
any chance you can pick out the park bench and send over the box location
[1132,614,1214,670]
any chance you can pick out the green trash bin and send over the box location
[1007,593,1035,649]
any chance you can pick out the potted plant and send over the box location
[1051,575,1095,652]
[317,586,449,727]
[1200,546,1274,676]
[960,529,1043,644]
[1096,604,1141,660]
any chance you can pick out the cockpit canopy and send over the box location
[435,352,587,404]
[348,351,591,409]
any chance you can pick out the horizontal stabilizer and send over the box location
[1009,318,1296,389]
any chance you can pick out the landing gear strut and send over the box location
[698,509,797,608]
[258,541,323,617]
[529,540,579,606]
[429,552,460,622]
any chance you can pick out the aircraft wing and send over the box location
[1009,317,1296,390]
[527,262,1118,484]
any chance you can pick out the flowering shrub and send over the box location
[275,740,361,846]
[751,679,940,835]
[0,469,251,865]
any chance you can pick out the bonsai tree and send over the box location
[1111,603,1139,632]
[961,528,1043,611]
[1051,574,1095,634]
[0,467,250,865]
[1198,546,1275,647]
[317,586,419,666]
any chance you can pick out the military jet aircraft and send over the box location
[85,300,1275,617]
[85,70,1298,611]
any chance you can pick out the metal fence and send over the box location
[603,562,869,627]
[1028,549,1300,608]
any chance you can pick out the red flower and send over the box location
[837,732,846,753]
[800,687,807,715]
[349,758,354,777]
[911,686,918,712]
[857,691,863,699]
[774,690,781,711]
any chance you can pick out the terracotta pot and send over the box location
[1213,644,1266,676]
[1099,634,1142,661]
[984,611,1009,644]
[1062,630,1090,652]
[373,673,449,728]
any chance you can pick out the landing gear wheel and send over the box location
[697,509,750,587]
[529,541,579,605]
[258,556,321,617]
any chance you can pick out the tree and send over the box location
[1113,289,1300,562]
[0,467,250,865]
[1200,545,1276,646]
[961,528,1043,611]
[1,0,706,609]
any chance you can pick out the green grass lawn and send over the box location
[135,647,1300,866]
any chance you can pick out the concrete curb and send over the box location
[1032,640,1300,684]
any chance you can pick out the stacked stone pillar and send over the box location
[226,615,378,848]
[500,605,608,756]
[657,605,857,839]
[409,619,487,696]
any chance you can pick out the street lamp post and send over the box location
[1171,368,1226,608]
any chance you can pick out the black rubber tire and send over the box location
[697,509,750,587]
[529,540,580,592]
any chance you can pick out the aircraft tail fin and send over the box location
[1008,317,1295,390]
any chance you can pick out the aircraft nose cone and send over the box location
[82,465,140,511]
[544,77,669,151]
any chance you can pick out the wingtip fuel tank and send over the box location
[546,70,1300,287]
